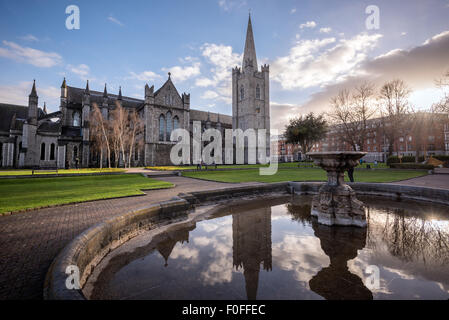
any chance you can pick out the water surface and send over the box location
[85,195,449,300]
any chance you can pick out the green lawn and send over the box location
[146,162,388,171]
[0,168,125,176]
[182,168,427,183]
[0,174,173,214]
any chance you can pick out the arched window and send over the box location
[50,143,55,160]
[256,84,261,99]
[173,116,179,131]
[159,114,165,141]
[73,111,81,126]
[240,85,244,101]
[135,148,139,161]
[73,146,78,162]
[40,143,46,160]
[166,112,173,140]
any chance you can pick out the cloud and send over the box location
[299,21,317,29]
[218,0,246,11]
[290,30,449,122]
[0,81,60,112]
[271,32,382,90]
[107,16,124,26]
[127,70,161,82]
[162,62,201,82]
[195,43,242,104]
[319,27,332,34]
[290,8,296,14]
[201,90,220,100]
[270,102,301,131]
[18,34,39,42]
[66,64,90,79]
[0,41,62,67]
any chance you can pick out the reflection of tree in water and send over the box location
[375,207,449,266]
[286,196,312,226]
[309,221,373,300]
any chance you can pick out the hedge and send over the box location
[389,163,435,170]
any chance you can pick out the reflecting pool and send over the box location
[84,195,449,300]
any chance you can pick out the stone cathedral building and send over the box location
[0,15,269,168]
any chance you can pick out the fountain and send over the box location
[307,152,367,227]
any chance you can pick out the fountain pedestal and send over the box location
[307,152,367,227]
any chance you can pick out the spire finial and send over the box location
[30,79,37,97]
[103,83,108,98]
[118,86,122,100]
[61,77,67,89]
[243,13,258,70]
[43,102,47,114]
[168,72,171,79]
[84,80,90,95]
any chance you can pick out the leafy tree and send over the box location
[284,112,328,157]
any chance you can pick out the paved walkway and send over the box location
[392,173,449,190]
[0,174,257,300]
[0,169,447,300]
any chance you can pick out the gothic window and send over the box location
[50,143,55,160]
[173,116,179,131]
[166,112,173,140]
[40,143,45,160]
[240,85,244,101]
[159,114,165,141]
[256,84,261,99]
[73,111,81,127]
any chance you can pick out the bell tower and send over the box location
[232,14,270,159]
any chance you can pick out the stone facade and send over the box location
[0,16,268,168]
[232,15,270,161]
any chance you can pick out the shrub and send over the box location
[389,163,434,170]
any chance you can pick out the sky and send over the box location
[0,0,449,130]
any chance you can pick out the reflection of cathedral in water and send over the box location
[156,223,196,267]
[232,207,272,300]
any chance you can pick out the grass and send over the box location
[146,162,389,171]
[0,168,125,176]
[182,168,427,183]
[0,174,173,214]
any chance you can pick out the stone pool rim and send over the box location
[43,182,449,300]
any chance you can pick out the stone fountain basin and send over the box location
[307,152,367,170]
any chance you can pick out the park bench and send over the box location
[297,162,314,168]
[31,167,58,175]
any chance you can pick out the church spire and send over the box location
[30,79,37,97]
[243,14,258,70]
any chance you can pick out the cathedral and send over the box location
[0,15,269,168]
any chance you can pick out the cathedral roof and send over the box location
[38,120,61,133]
[66,86,144,109]
[189,110,232,125]
[0,103,28,133]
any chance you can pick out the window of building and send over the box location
[445,143,449,151]
[73,111,81,127]
[399,137,404,142]
[408,136,412,142]
[166,112,173,140]
[428,136,435,142]
[240,85,244,101]
[256,84,261,99]
[173,116,179,131]
[50,143,55,160]
[40,143,45,160]
[374,146,377,151]
[159,114,165,141]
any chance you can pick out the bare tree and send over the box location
[110,102,129,167]
[378,79,412,156]
[90,103,112,168]
[328,82,377,151]
[433,70,449,113]
[126,109,144,167]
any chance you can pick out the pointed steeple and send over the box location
[30,79,37,97]
[118,86,122,100]
[61,77,67,89]
[84,80,90,95]
[43,102,47,114]
[243,14,258,70]
[103,83,108,98]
